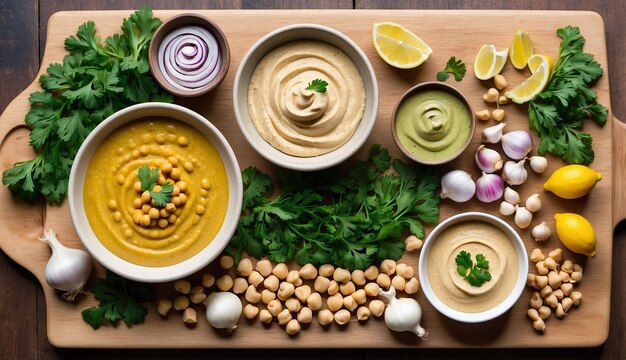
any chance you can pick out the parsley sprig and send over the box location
[2,7,173,203]
[437,57,466,82]
[528,26,607,165]
[137,165,173,207]
[306,79,328,93]
[227,145,441,270]
[455,251,492,287]
[81,271,154,329]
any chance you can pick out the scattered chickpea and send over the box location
[182,308,197,324]
[561,297,574,313]
[351,270,366,286]
[278,282,295,301]
[256,259,273,277]
[277,309,292,326]
[286,298,302,313]
[570,291,582,306]
[219,255,234,270]
[327,280,340,296]
[295,285,312,303]
[540,285,552,299]
[530,248,545,263]
[339,281,356,296]
[259,309,273,324]
[492,109,505,122]
[561,260,574,274]
[483,88,499,103]
[190,285,205,295]
[183,161,194,173]
[200,178,211,190]
[343,295,358,312]
[536,261,549,275]
[404,235,423,252]
[299,263,318,280]
[376,273,391,289]
[173,296,189,311]
[264,275,280,292]
[529,292,543,309]
[262,289,276,304]
[404,278,420,294]
[364,282,381,297]
[314,276,331,293]
[369,300,385,317]
[545,294,558,308]
[287,272,302,286]
[548,271,562,289]
[391,276,406,291]
[379,259,396,275]
[475,109,491,121]
[527,273,537,287]
[267,299,283,316]
[236,258,253,276]
[202,274,215,288]
[548,248,563,263]
[357,306,371,321]
[319,264,334,277]
[306,292,323,311]
[327,293,344,312]
[245,285,262,304]
[352,289,367,305]
[334,309,351,325]
[248,271,264,287]
[297,307,313,324]
[157,298,173,316]
[558,271,570,283]
[397,263,415,279]
[533,318,546,332]
[333,268,351,284]
[216,275,233,291]
[494,74,508,90]
[318,309,334,326]
[243,304,259,320]
[561,283,574,297]
[555,303,567,318]
[273,263,289,280]
[553,289,564,300]
[232,278,249,294]
[174,279,191,294]
[570,270,583,283]
[543,257,558,271]
[535,275,549,289]
[190,292,207,304]
[527,308,540,321]
[538,306,551,320]
[498,95,510,105]
[285,319,301,335]
[364,266,379,281]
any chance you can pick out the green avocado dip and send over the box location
[395,89,471,162]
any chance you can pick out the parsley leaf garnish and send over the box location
[137,165,173,207]
[81,271,154,329]
[306,79,328,93]
[2,7,173,203]
[151,181,174,207]
[528,26,607,165]
[455,251,492,287]
[437,56,466,81]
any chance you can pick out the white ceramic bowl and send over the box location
[418,212,528,323]
[68,103,242,283]
[233,24,378,171]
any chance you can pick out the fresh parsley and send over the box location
[137,165,173,207]
[227,145,441,270]
[306,79,328,93]
[455,251,492,287]
[2,7,173,203]
[437,57,466,81]
[528,26,607,165]
[81,271,154,329]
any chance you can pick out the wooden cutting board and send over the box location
[0,9,622,348]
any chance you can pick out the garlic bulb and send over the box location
[440,170,475,202]
[378,286,428,339]
[475,145,503,173]
[501,130,533,160]
[529,156,548,173]
[531,221,551,242]
[503,187,520,205]
[514,206,533,229]
[526,193,542,212]
[475,172,504,203]
[502,159,528,186]
[204,292,242,332]
[499,201,516,216]
[481,122,506,144]
[39,229,92,301]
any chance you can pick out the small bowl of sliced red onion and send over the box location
[149,13,230,97]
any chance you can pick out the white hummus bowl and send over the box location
[418,212,528,323]
[233,24,378,171]
[68,103,243,283]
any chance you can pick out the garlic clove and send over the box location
[475,145,503,173]
[499,201,516,216]
[481,122,506,144]
[529,156,548,174]
[379,286,428,340]
[503,186,520,205]
[531,221,551,242]
[204,292,243,332]
[502,159,528,186]
[475,172,504,203]
[526,193,542,213]
[514,206,533,229]
[501,130,533,160]
[440,170,475,202]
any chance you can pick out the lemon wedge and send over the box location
[504,54,553,104]
[509,30,534,69]
[473,44,509,80]
[372,22,432,69]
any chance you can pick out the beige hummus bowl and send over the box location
[233,23,378,171]
[68,103,243,283]
[419,212,528,323]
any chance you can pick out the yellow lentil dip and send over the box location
[83,118,228,267]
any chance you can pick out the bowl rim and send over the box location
[148,13,231,97]
[418,212,529,323]
[232,23,378,171]
[68,102,243,283]
[391,81,476,165]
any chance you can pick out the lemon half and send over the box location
[510,30,534,69]
[504,54,553,104]
[473,44,509,80]
[372,22,432,69]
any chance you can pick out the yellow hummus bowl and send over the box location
[69,103,242,283]
[419,212,528,323]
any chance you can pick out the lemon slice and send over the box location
[509,30,534,69]
[372,22,432,69]
[505,54,552,104]
[473,44,509,80]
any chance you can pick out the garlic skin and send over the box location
[503,187,520,205]
[204,292,242,332]
[39,229,92,301]
[474,145,503,173]
[502,159,528,186]
[440,170,475,202]
[529,156,548,173]
[378,286,428,339]
[475,172,504,203]
[514,206,533,229]
[501,130,533,160]
[499,201,516,216]
[481,122,506,144]
[526,193,542,213]
[531,221,551,242]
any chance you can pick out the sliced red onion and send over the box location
[157,25,221,90]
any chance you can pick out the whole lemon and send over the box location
[543,165,602,199]
[554,213,597,257]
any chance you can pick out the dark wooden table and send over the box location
[1,1,624,359]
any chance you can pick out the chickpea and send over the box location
[182,308,197,324]
[529,292,542,309]
[318,309,334,326]
[559,271,570,283]
[141,191,151,204]
[267,299,283,316]
[536,261,549,275]
[133,181,142,192]
[561,283,574,297]
[278,282,295,301]
[351,270,366,286]
[285,319,301,335]
[404,234,423,252]
[232,278,248,294]
[352,289,367,305]
[544,257,558,271]
[561,297,574,312]
[286,270,302,286]
[483,87,499,103]
[530,248,545,263]
[527,308,540,321]
[248,271,264,287]
[173,296,189,311]
[339,281,356,296]
[334,309,351,325]
[201,178,211,190]
[391,276,406,291]
[177,136,189,147]
[369,300,385,317]
[243,304,259,320]
[171,197,182,206]
[535,275,549,289]
[219,255,234,270]
[492,109,506,122]
[533,318,546,332]
[553,289,564,300]
[538,306,551,320]
[245,285,262,304]
[140,214,151,226]
[498,95,509,105]
[201,273,215,288]
[364,282,381,297]
[272,263,289,280]
[555,303,566,318]
[294,285,312,303]
[327,280,339,295]
[259,309,273,324]
[379,259,396,275]
[333,268,351,284]
[179,193,188,205]
[548,248,563,263]
[261,289,276,305]
[395,263,414,279]
[314,276,331,293]
[264,275,280,292]
[545,294,558,308]
[327,293,344,312]
[357,306,371,321]
[319,264,334,277]
[561,260,574,274]
[570,270,583,283]
[570,291,583,306]
[404,278,420,294]
[216,275,233,291]
[343,295,357,312]
[133,198,143,209]
[299,263,318,280]
[170,168,182,180]
[297,307,313,324]
[494,74,508,90]
[176,181,188,193]
[183,161,194,173]
[540,285,552,299]
[190,292,207,304]
[573,264,583,273]
[157,298,172,316]
[174,279,191,294]
[376,273,391,289]
[306,292,323,311]
[548,271,562,289]
[159,208,169,218]
[364,266,379,281]
[277,309,292,326]
[475,109,491,121]
[527,273,537,288]
[236,258,253,276]
[254,259,272,277]
[168,214,177,224]
[285,298,302,313]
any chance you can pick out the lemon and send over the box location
[509,30,534,69]
[473,44,509,80]
[543,164,602,199]
[504,54,552,104]
[554,213,597,257]
[372,22,432,69]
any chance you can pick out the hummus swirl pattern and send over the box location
[426,221,519,313]
[248,40,366,157]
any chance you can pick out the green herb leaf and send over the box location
[455,251,492,287]
[306,79,328,93]
[137,164,158,191]
[150,181,174,207]
[437,56,466,81]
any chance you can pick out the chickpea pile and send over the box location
[475,74,509,122]
[525,248,584,332]
[158,252,422,336]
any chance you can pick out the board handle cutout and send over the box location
[613,117,626,228]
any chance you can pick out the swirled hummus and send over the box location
[247,40,366,157]
[427,221,519,313]
[83,119,228,267]
[396,89,471,162]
